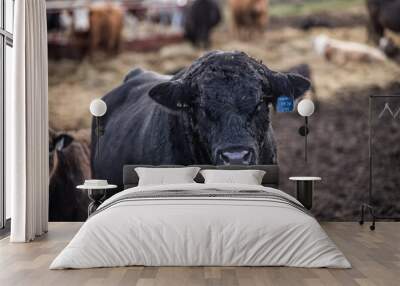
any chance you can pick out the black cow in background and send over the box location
[366,0,400,61]
[366,0,400,44]
[49,129,91,221]
[47,12,63,32]
[184,0,221,48]
[91,51,310,186]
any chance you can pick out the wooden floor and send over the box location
[0,222,399,286]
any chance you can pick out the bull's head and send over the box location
[149,51,310,165]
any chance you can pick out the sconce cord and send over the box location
[305,116,308,163]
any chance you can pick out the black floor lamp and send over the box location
[297,99,315,163]
[359,95,400,231]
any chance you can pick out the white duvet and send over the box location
[50,183,351,269]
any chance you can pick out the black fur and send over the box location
[366,0,400,44]
[184,0,221,47]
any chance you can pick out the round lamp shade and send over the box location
[90,99,107,117]
[297,99,315,117]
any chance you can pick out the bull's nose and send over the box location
[217,148,255,165]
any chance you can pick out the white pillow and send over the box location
[135,167,200,186]
[200,169,266,185]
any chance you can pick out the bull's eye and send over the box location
[247,101,264,121]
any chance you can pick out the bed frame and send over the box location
[123,165,279,189]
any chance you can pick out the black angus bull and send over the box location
[49,129,91,221]
[184,0,221,47]
[91,51,310,186]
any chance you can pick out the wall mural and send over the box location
[47,0,400,222]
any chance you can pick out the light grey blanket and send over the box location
[51,184,351,269]
[91,189,310,218]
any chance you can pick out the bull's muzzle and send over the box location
[216,147,256,165]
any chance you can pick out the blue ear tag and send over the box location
[276,95,294,112]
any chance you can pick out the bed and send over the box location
[50,165,350,269]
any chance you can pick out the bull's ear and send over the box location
[286,73,311,99]
[54,134,73,151]
[148,80,191,111]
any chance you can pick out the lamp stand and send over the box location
[95,116,105,166]
[305,116,308,163]
[96,117,100,164]
[298,116,309,163]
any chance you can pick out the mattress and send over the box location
[50,183,351,269]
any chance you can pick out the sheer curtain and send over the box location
[8,0,49,242]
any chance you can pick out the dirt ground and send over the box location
[48,8,400,220]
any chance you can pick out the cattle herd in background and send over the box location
[47,0,271,57]
[47,0,400,59]
[48,0,400,221]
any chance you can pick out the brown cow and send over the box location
[229,0,269,37]
[89,2,124,55]
[49,129,91,222]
